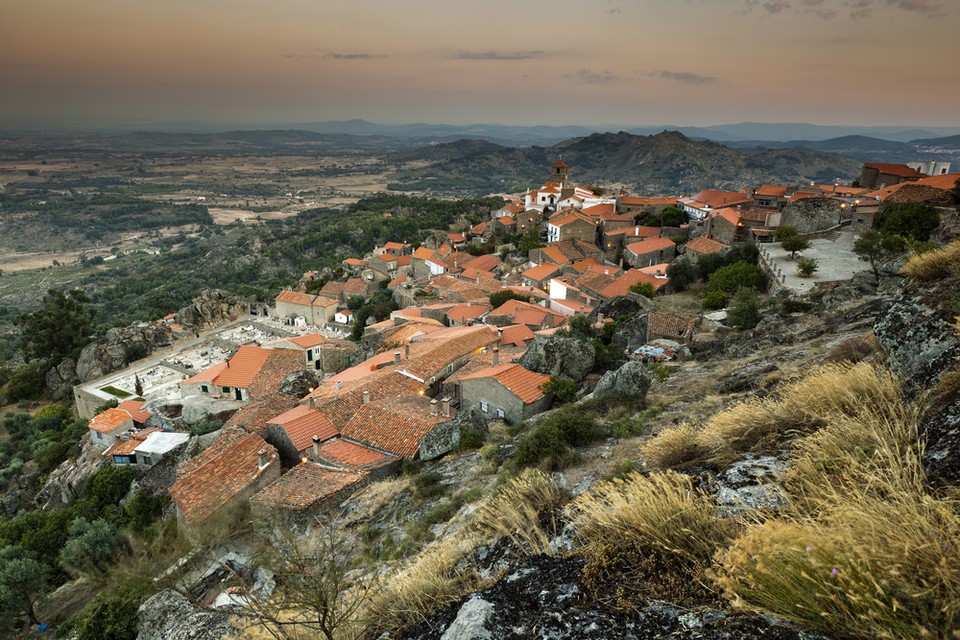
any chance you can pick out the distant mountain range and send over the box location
[387,130,865,195]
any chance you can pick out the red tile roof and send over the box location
[625,237,676,256]
[682,189,752,210]
[685,236,728,255]
[864,163,922,178]
[268,405,338,452]
[341,397,448,458]
[445,303,491,324]
[117,399,151,424]
[253,463,366,510]
[275,290,337,307]
[754,185,788,198]
[522,264,560,282]
[460,363,550,404]
[103,427,161,456]
[88,408,134,434]
[169,429,278,525]
[287,333,328,348]
[500,324,536,346]
[316,438,397,471]
[309,372,427,430]
[247,349,305,399]
[462,254,501,273]
[712,207,742,226]
[648,312,698,340]
[600,269,668,298]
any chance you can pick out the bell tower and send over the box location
[551,159,568,186]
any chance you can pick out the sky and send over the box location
[1,0,958,128]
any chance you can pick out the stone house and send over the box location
[683,236,728,264]
[169,428,280,527]
[87,399,151,449]
[702,208,744,246]
[264,404,339,466]
[273,290,339,326]
[623,237,676,268]
[103,428,189,468]
[268,334,357,374]
[647,312,699,345]
[546,209,597,244]
[459,363,552,424]
[859,163,922,190]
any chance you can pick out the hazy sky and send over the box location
[2,0,958,127]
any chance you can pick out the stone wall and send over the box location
[780,197,843,234]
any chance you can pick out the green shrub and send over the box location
[542,376,577,404]
[796,257,818,277]
[70,580,153,640]
[727,287,762,330]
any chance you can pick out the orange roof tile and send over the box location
[316,438,397,471]
[460,363,550,404]
[462,254,501,273]
[116,399,151,424]
[754,185,788,198]
[268,405,338,452]
[600,269,668,299]
[864,163,922,178]
[253,463,366,510]
[228,393,299,438]
[522,264,560,282]
[214,345,273,389]
[685,236,728,254]
[169,429,278,525]
[682,189,752,210]
[341,398,447,458]
[275,290,337,307]
[712,207,742,226]
[103,427,161,456]
[445,303,491,324]
[181,361,228,386]
[310,372,427,430]
[618,196,678,206]
[540,245,569,265]
[625,237,676,256]
[287,333,328,348]
[88,408,134,434]
[500,324,536,346]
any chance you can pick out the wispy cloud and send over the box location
[607,6,622,14]
[280,51,385,60]
[887,0,947,16]
[564,68,625,84]
[454,50,548,60]
[650,70,716,85]
[763,0,791,13]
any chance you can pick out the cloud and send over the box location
[763,0,791,13]
[564,69,625,84]
[280,51,384,60]
[652,70,716,84]
[607,6,622,14]
[454,50,548,60]
[886,0,947,16]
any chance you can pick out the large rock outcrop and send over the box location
[137,589,240,640]
[76,322,173,383]
[33,439,108,510]
[520,335,595,382]
[176,289,253,331]
[592,361,652,400]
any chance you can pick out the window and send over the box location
[496,408,505,419]
[480,400,489,413]
[95,431,103,440]
[307,351,313,362]
[222,387,230,394]
[201,384,209,394]
[142,455,153,466]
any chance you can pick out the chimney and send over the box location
[363,390,370,405]
[440,397,451,418]
[394,351,401,365]
[430,399,439,416]
[492,347,499,367]
[405,344,410,359]
[312,435,321,456]
[257,449,269,468]
[308,397,315,409]
[335,381,342,391]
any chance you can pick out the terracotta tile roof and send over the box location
[343,258,368,267]
[540,246,569,265]
[181,361,228,386]
[500,324,536,347]
[186,345,269,389]
[712,207,742,226]
[316,438,397,471]
[569,257,600,272]
[522,264,559,282]
[445,303,491,324]
[600,269,668,298]
[253,463,365,511]
[103,427,161,456]
[682,189,752,210]
[310,372,427,430]
[459,268,497,281]
[625,237,676,256]
[788,191,822,202]
[228,393,299,438]
[287,333,328,348]
[460,363,551,404]
[470,221,490,234]
[275,290,337,307]
[648,312,698,340]
[268,405,338,452]
[400,325,499,382]
[343,278,367,294]
[503,285,549,300]
[498,215,516,226]
[341,397,448,458]
[247,348,304,399]
[755,185,788,198]
[389,274,410,288]
[117,399,151,424]
[447,232,467,243]
[462,254,501,273]
[685,236,728,255]
[619,196,678,206]
[550,211,594,228]
[864,163,922,178]
[169,429,278,525]
[88,408,134,434]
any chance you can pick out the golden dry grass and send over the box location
[901,239,960,281]
[361,534,481,637]
[474,469,565,556]
[711,362,960,639]
[571,471,737,568]
[642,362,903,468]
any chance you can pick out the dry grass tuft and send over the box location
[474,469,565,556]
[712,366,960,639]
[572,471,737,608]
[901,239,960,281]
[361,534,480,637]
[822,333,882,365]
[640,422,707,470]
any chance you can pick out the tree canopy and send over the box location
[15,289,96,364]
[874,202,940,241]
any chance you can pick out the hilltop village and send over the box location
[72,158,959,531]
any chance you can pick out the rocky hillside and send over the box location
[390,130,863,194]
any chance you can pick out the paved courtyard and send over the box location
[760,231,866,293]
